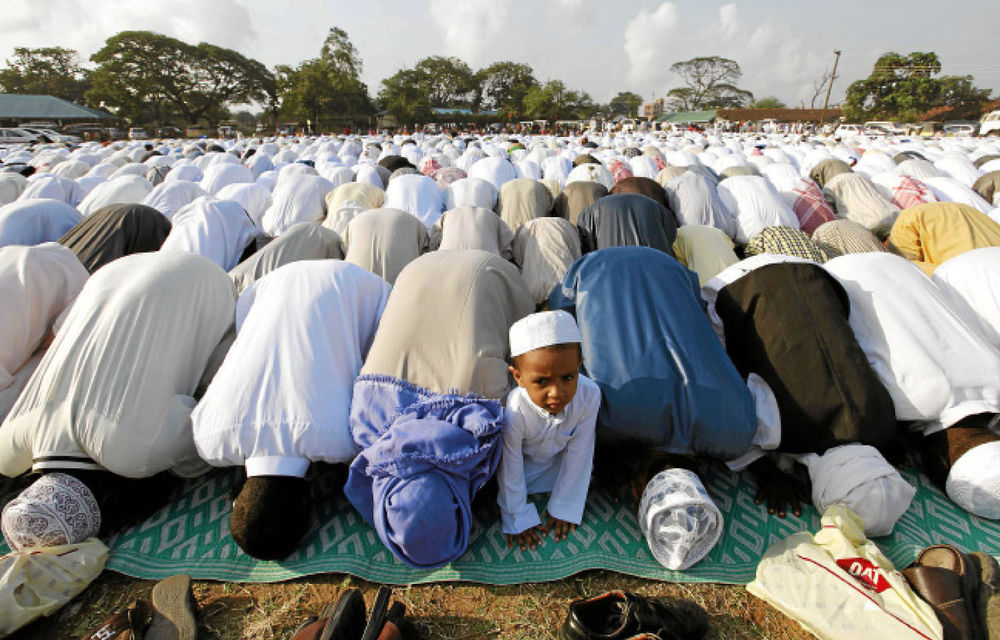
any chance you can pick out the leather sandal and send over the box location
[903,545,984,640]
[80,600,153,640]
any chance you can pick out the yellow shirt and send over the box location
[672,225,739,286]
[888,202,1000,275]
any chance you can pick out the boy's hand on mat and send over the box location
[541,513,577,542]
[749,457,808,518]
[507,527,544,551]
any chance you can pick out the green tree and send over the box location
[844,51,992,121]
[413,56,477,108]
[665,56,753,110]
[88,31,274,125]
[277,27,374,130]
[378,68,432,124]
[477,61,538,118]
[523,80,596,122]
[0,47,91,103]
[751,96,786,109]
[320,27,362,78]
[607,91,643,117]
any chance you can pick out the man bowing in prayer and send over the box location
[192,260,391,560]
[345,249,534,569]
[0,252,235,550]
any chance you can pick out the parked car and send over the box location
[980,111,1000,137]
[943,123,977,137]
[833,123,864,137]
[128,127,149,140]
[862,121,904,136]
[20,127,80,144]
[0,128,38,144]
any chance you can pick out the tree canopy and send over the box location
[478,61,538,118]
[88,31,274,125]
[276,27,374,129]
[523,80,596,122]
[666,56,753,110]
[607,91,643,117]
[0,47,90,104]
[751,96,787,109]
[845,51,992,121]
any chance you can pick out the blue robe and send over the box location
[548,246,756,459]
[345,374,502,570]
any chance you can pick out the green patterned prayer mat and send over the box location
[2,463,999,585]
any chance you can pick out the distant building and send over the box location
[642,98,664,121]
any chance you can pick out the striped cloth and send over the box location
[890,176,938,210]
[744,225,829,263]
[789,180,837,235]
[811,219,887,258]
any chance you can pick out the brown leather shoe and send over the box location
[903,545,984,640]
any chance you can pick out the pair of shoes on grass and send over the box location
[559,590,708,640]
[291,585,412,640]
[81,574,196,640]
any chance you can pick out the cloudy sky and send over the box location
[4,0,999,108]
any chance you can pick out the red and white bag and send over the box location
[747,505,943,640]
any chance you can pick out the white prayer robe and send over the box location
[497,375,600,534]
[0,252,235,478]
[825,252,1000,434]
[192,260,390,476]
[159,197,257,271]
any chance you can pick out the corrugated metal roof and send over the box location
[0,94,114,120]
[655,110,717,124]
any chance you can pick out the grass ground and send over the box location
[11,570,816,639]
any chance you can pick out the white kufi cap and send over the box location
[509,310,582,358]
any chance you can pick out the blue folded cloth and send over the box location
[345,374,503,569]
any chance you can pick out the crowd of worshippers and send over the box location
[0,128,1000,571]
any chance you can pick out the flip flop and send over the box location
[80,599,152,640]
[319,588,367,640]
[375,602,409,640]
[359,586,392,640]
[290,602,337,640]
[145,575,197,640]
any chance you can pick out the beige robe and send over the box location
[497,178,554,232]
[512,217,582,306]
[229,222,343,294]
[434,206,513,260]
[360,250,533,400]
[343,208,429,285]
[553,181,608,224]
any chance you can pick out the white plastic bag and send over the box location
[0,537,108,636]
[747,504,942,640]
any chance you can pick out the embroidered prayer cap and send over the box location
[509,310,581,358]
[2,473,101,551]
[638,468,723,570]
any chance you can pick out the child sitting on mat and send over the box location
[498,310,601,551]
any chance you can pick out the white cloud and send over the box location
[428,0,512,66]
[623,2,680,86]
[622,2,830,105]
[1,0,257,65]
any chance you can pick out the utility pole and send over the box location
[821,50,842,124]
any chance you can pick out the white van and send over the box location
[834,123,864,137]
[980,111,1000,137]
